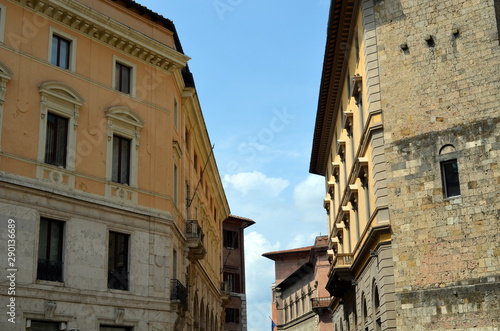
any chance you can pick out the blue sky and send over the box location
[139,1,330,330]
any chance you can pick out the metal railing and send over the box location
[108,269,129,291]
[311,297,331,309]
[171,279,188,308]
[37,259,63,282]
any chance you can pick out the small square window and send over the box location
[441,159,461,198]
[112,135,131,185]
[51,34,71,69]
[115,62,132,94]
[45,112,68,168]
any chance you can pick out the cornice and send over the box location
[14,0,190,72]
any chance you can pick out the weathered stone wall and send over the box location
[373,0,500,328]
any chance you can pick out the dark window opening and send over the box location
[31,321,60,331]
[112,135,131,185]
[224,272,241,293]
[224,230,239,249]
[108,231,129,290]
[51,35,71,69]
[115,62,131,94]
[441,159,461,198]
[37,218,64,282]
[225,308,240,324]
[45,113,68,168]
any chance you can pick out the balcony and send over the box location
[37,259,63,282]
[311,297,331,315]
[326,253,354,298]
[108,269,129,291]
[186,220,206,260]
[171,279,188,309]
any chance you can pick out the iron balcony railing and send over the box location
[37,259,63,282]
[108,269,129,291]
[311,297,331,309]
[171,279,188,308]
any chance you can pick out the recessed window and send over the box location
[45,113,68,168]
[108,231,129,290]
[115,62,132,94]
[30,320,61,331]
[51,34,71,69]
[224,230,239,249]
[441,159,461,198]
[112,135,131,185]
[100,326,131,331]
[225,308,240,324]
[0,4,6,43]
[37,218,64,282]
[224,272,241,292]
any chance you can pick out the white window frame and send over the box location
[37,81,84,173]
[0,3,6,43]
[49,27,77,72]
[113,56,136,96]
[105,106,144,190]
[0,61,14,152]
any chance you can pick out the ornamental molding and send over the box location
[14,0,190,72]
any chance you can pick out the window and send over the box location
[225,308,239,324]
[224,230,239,248]
[30,321,60,331]
[112,135,131,185]
[173,249,177,279]
[174,99,178,129]
[100,327,131,331]
[45,113,68,167]
[37,218,64,282]
[224,272,241,293]
[115,62,131,94]
[108,231,129,290]
[49,28,76,71]
[0,4,6,43]
[441,159,461,198]
[51,35,71,69]
[173,163,178,205]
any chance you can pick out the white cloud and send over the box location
[223,171,289,197]
[293,174,326,224]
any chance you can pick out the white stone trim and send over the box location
[48,26,77,72]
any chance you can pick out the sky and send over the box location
[138,1,331,330]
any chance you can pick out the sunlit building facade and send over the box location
[0,0,231,330]
[311,0,500,330]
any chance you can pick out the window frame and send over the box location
[223,229,239,249]
[113,56,136,96]
[225,308,240,324]
[0,3,6,43]
[441,159,461,198]
[48,27,77,71]
[37,82,84,173]
[105,106,144,190]
[37,217,64,283]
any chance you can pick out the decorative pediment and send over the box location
[39,81,85,107]
[337,140,346,162]
[105,106,144,129]
[355,157,369,187]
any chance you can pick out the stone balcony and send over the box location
[311,297,331,314]
[186,220,206,260]
[326,253,354,298]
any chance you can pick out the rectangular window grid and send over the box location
[51,34,71,69]
[45,113,68,168]
[115,62,131,94]
[112,135,131,185]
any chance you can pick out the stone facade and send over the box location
[0,0,231,330]
[311,0,500,330]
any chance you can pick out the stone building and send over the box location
[263,236,332,331]
[0,0,233,330]
[222,215,254,331]
[310,0,500,330]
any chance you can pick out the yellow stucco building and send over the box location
[0,0,230,330]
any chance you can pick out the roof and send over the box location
[262,246,313,260]
[309,0,357,175]
[225,214,256,228]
